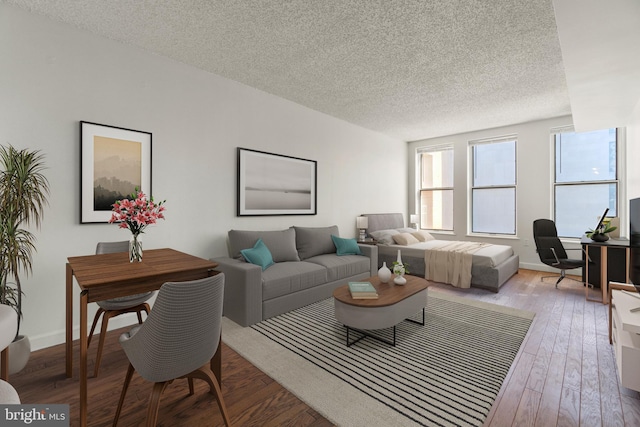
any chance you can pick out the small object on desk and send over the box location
[348,281,378,299]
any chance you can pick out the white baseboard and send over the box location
[519,262,582,275]
[29,312,143,352]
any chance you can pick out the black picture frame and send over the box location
[80,121,152,223]
[237,148,317,216]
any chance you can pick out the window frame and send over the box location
[468,135,518,236]
[417,144,454,232]
[551,126,620,239]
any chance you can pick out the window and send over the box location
[553,127,618,238]
[418,145,453,231]
[470,136,517,235]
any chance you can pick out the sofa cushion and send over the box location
[229,228,300,262]
[305,254,370,282]
[262,261,328,300]
[294,225,339,260]
[331,235,362,255]
[240,238,274,271]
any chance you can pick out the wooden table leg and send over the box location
[66,263,73,378]
[212,332,222,387]
[80,290,88,427]
[1,347,8,381]
[609,284,613,344]
[601,246,608,304]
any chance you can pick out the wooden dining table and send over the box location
[65,248,218,427]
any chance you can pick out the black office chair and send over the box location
[533,219,586,288]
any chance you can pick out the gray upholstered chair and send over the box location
[88,241,154,377]
[0,304,20,403]
[113,274,231,427]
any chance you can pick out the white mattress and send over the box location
[378,240,514,268]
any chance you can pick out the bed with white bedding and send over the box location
[363,213,519,292]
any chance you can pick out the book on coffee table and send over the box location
[348,281,378,299]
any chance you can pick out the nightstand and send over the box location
[357,239,377,245]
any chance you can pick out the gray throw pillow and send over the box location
[294,225,339,260]
[228,228,300,262]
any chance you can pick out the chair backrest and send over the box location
[119,274,225,383]
[533,219,568,262]
[0,305,18,351]
[96,241,129,254]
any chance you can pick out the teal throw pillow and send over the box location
[331,235,362,256]
[241,238,274,271]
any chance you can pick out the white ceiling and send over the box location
[5,0,634,142]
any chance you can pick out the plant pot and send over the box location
[591,233,609,242]
[8,334,31,375]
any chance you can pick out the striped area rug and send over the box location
[250,291,534,427]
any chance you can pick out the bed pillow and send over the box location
[398,227,419,233]
[369,229,399,245]
[331,235,362,256]
[412,230,436,242]
[240,238,274,271]
[392,233,420,246]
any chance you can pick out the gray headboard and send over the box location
[362,213,405,234]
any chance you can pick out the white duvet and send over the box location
[379,240,514,268]
[423,241,490,288]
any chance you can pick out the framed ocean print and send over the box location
[80,121,152,223]
[237,148,317,216]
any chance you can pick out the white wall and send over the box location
[407,116,592,270]
[0,5,407,350]
[627,100,640,200]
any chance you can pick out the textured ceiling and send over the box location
[5,0,571,141]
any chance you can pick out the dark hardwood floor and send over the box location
[8,331,333,426]
[8,269,640,426]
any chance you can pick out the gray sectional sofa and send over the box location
[213,225,378,327]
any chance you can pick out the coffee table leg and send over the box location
[405,308,425,326]
[344,308,425,347]
[346,326,396,347]
[346,326,368,347]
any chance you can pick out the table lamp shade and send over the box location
[356,216,368,229]
[410,214,419,224]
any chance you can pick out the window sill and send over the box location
[466,233,519,241]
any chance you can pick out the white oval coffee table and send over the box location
[332,275,430,346]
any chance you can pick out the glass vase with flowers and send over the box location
[109,189,165,262]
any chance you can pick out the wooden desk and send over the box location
[581,236,630,304]
[66,248,218,427]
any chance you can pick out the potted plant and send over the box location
[0,145,49,374]
[585,223,617,242]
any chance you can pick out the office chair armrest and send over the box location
[566,247,593,262]
[550,248,560,265]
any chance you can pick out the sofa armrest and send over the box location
[357,244,379,276]
[212,257,263,327]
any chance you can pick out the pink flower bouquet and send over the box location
[109,189,166,237]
